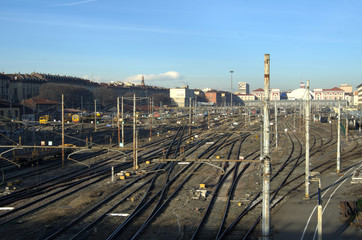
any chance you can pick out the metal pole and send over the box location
[207,107,210,129]
[300,101,302,132]
[262,54,271,240]
[260,99,263,158]
[62,94,64,168]
[275,99,278,149]
[230,70,234,110]
[248,106,250,127]
[318,180,323,240]
[337,100,341,173]
[117,97,120,147]
[189,97,192,139]
[133,94,137,170]
[121,97,124,147]
[136,130,138,169]
[81,96,83,112]
[345,117,348,142]
[260,124,263,157]
[305,80,310,198]
[149,97,152,142]
[94,100,97,132]
[294,107,296,129]
[194,97,197,123]
[111,166,114,182]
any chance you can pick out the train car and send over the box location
[72,114,80,123]
[14,148,71,166]
[39,115,51,124]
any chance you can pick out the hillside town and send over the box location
[0,72,361,123]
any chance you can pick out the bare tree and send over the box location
[93,87,115,108]
[123,92,137,98]
[150,93,171,106]
[38,83,93,109]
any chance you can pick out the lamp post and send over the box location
[310,172,323,240]
[230,70,234,110]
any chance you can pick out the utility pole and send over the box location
[337,100,341,173]
[62,94,65,168]
[248,106,250,127]
[189,97,192,139]
[136,130,138,169]
[194,97,197,123]
[133,94,137,170]
[32,102,35,145]
[300,101,302,132]
[305,80,311,198]
[117,97,120,147]
[275,99,278,149]
[121,97,124,147]
[149,97,152,142]
[317,179,323,240]
[207,107,210,129]
[230,70,234,110]
[293,106,296,129]
[260,100,263,158]
[81,96,83,112]
[262,54,271,240]
[94,100,97,132]
[311,172,323,240]
[345,117,348,142]
[152,98,154,137]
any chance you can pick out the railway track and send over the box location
[0,114,359,240]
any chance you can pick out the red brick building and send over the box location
[205,90,222,106]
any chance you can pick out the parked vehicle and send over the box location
[39,115,51,124]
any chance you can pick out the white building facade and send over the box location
[314,87,345,100]
[251,88,280,100]
[170,86,195,107]
[238,82,250,94]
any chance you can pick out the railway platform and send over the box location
[272,158,362,240]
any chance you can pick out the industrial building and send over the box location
[169,85,195,107]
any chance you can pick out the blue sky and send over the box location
[1,0,361,91]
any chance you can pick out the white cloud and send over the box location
[82,74,105,82]
[125,71,183,84]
